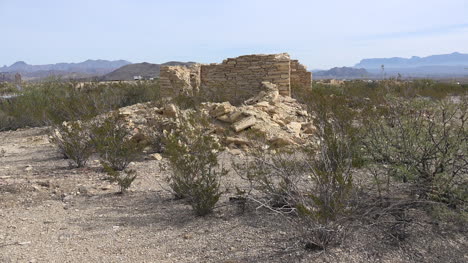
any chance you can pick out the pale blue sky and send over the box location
[1,0,467,69]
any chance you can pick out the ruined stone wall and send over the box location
[200,53,291,102]
[159,53,311,104]
[160,64,201,97]
[290,60,312,89]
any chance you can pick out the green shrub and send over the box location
[234,101,356,248]
[363,96,468,208]
[164,112,226,216]
[91,112,143,171]
[49,121,93,168]
[102,163,137,194]
[0,80,161,130]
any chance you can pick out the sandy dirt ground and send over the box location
[0,127,467,263]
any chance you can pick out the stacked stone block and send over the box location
[160,64,201,97]
[290,60,312,89]
[159,53,311,104]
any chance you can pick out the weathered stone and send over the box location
[302,123,316,134]
[228,148,243,155]
[233,116,257,132]
[226,137,250,146]
[163,104,178,118]
[210,102,234,117]
[296,110,308,117]
[287,122,302,136]
[150,153,163,161]
[255,101,270,108]
[269,136,296,147]
[159,53,311,105]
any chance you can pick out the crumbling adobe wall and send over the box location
[200,53,291,101]
[159,53,311,104]
[290,60,312,89]
[160,64,201,97]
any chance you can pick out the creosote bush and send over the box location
[0,79,161,131]
[234,102,357,249]
[363,96,468,208]
[49,121,93,168]
[102,163,137,194]
[164,112,226,216]
[91,112,143,171]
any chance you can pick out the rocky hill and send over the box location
[0,60,131,74]
[314,67,369,79]
[101,61,196,81]
[355,52,468,68]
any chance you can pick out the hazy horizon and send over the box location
[1,0,467,69]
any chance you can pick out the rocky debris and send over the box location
[202,82,315,147]
[162,104,178,118]
[286,122,302,136]
[79,81,316,153]
[150,153,163,161]
[209,102,235,118]
[232,116,257,132]
[225,137,251,147]
[269,136,296,147]
[245,81,279,105]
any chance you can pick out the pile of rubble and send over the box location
[116,82,316,151]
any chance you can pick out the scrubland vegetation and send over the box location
[1,78,467,259]
[0,80,160,130]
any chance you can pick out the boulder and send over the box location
[245,82,279,104]
[269,136,296,147]
[232,116,257,132]
[210,102,234,117]
[163,104,178,118]
[286,122,302,136]
[302,123,317,134]
[226,136,251,146]
[150,153,163,161]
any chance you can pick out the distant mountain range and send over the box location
[0,60,131,80]
[3,52,467,82]
[314,67,369,79]
[353,52,468,78]
[314,52,468,79]
[101,61,196,81]
[355,52,468,68]
[1,59,131,74]
[0,59,197,81]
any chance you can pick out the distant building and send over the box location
[133,75,143,81]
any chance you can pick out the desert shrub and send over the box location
[102,163,137,193]
[164,112,226,216]
[0,80,161,130]
[234,103,357,248]
[91,112,143,171]
[145,118,173,153]
[363,96,468,208]
[0,82,17,95]
[49,121,93,168]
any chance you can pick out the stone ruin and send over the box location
[113,80,316,154]
[159,53,311,104]
[60,54,315,154]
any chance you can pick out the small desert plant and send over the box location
[234,104,356,249]
[363,96,468,208]
[145,118,173,153]
[49,121,93,168]
[91,112,143,171]
[102,163,137,193]
[164,112,226,216]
